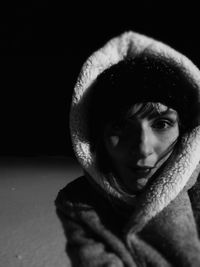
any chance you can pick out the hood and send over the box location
[69,31,200,232]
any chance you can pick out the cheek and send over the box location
[167,125,180,143]
[110,136,119,147]
[156,126,179,155]
[104,135,127,162]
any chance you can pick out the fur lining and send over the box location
[69,31,200,232]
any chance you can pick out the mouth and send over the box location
[129,166,155,175]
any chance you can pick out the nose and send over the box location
[134,125,155,158]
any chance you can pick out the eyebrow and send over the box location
[147,109,178,120]
[128,108,178,121]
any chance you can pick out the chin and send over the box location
[118,168,157,193]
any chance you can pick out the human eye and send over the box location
[152,118,175,130]
[110,120,132,137]
[110,119,126,131]
[109,123,123,136]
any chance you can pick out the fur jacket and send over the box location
[55,31,200,267]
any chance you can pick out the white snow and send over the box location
[0,156,83,267]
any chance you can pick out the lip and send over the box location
[129,166,155,174]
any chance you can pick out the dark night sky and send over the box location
[0,2,199,157]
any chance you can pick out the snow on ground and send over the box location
[0,156,83,267]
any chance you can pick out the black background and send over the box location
[0,2,200,157]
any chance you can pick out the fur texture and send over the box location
[70,31,200,224]
[55,31,200,266]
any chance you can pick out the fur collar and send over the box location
[69,31,200,232]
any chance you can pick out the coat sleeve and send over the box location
[55,178,173,267]
[57,209,125,267]
[188,171,200,235]
[126,191,200,267]
[56,203,136,267]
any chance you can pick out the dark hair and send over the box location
[89,55,197,148]
[87,54,200,174]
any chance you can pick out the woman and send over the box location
[55,31,200,266]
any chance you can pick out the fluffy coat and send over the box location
[55,31,200,266]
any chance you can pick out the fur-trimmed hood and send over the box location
[69,31,200,233]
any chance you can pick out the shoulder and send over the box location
[55,176,101,210]
[60,176,89,198]
[55,176,127,236]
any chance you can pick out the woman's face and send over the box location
[104,103,180,194]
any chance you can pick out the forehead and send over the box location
[127,102,178,120]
